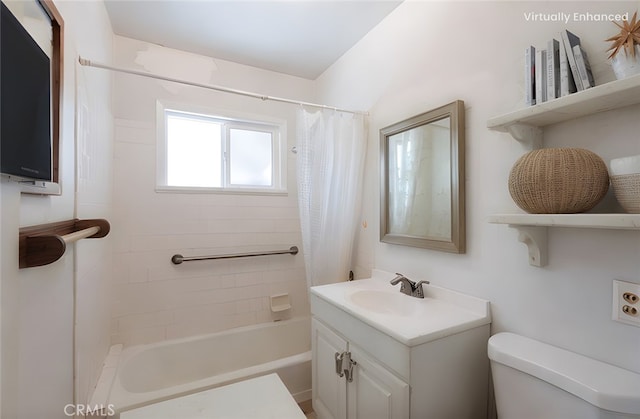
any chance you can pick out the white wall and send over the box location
[60,0,115,411]
[110,36,315,346]
[316,0,640,375]
[0,0,113,417]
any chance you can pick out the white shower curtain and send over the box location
[296,109,367,287]
[388,129,423,235]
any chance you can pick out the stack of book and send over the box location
[525,29,595,106]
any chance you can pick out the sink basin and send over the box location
[347,290,420,316]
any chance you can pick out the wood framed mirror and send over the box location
[380,100,465,253]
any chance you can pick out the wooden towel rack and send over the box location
[19,218,110,269]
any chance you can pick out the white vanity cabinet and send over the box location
[310,270,492,419]
[312,318,409,419]
[312,318,347,419]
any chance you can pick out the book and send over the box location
[561,29,584,91]
[535,49,547,103]
[559,37,577,97]
[546,39,560,100]
[525,46,536,106]
[572,45,595,89]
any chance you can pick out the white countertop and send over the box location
[310,270,491,347]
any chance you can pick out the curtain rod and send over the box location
[78,56,367,116]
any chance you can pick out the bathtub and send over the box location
[107,317,312,413]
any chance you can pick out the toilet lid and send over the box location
[488,332,640,415]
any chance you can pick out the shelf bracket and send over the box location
[505,123,542,149]
[509,225,547,267]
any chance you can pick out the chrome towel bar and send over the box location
[171,246,299,265]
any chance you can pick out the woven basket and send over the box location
[508,148,609,214]
[611,173,640,213]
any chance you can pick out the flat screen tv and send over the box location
[1,1,52,183]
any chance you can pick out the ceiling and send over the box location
[103,0,403,80]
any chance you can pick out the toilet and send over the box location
[120,373,306,419]
[488,332,640,419]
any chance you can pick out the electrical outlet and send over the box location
[612,279,640,327]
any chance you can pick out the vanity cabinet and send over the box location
[312,319,347,419]
[310,271,492,419]
[312,318,409,419]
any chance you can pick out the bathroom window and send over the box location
[157,103,286,194]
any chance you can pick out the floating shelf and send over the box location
[19,218,110,269]
[487,73,640,146]
[489,213,640,229]
[489,213,640,267]
[487,73,640,266]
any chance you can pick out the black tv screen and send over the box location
[1,1,52,182]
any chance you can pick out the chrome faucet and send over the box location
[390,273,429,298]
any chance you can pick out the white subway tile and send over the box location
[234,271,264,287]
[130,235,170,252]
[165,312,256,340]
[112,325,166,347]
[172,302,237,325]
[128,263,149,283]
[115,311,173,333]
[111,136,306,346]
[235,298,264,314]
[256,310,273,323]
[274,218,302,233]
[111,253,131,284]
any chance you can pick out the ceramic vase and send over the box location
[611,45,640,80]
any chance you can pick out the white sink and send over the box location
[310,269,491,347]
[346,289,421,316]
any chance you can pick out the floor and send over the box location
[299,400,317,419]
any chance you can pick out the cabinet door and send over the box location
[347,345,410,419]
[312,318,348,419]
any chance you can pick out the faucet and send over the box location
[390,273,429,298]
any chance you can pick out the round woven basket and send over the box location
[508,148,609,214]
[611,173,640,213]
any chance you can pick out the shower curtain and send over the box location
[296,109,367,287]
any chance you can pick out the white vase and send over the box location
[611,45,640,80]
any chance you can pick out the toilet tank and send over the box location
[488,333,640,419]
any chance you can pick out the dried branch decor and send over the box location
[606,11,640,59]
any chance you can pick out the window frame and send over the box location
[156,101,287,195]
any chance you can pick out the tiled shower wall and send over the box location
[111,36,315,346]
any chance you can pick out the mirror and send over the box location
[380,100,465,253]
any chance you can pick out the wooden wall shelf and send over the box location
[19,218,110,269]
